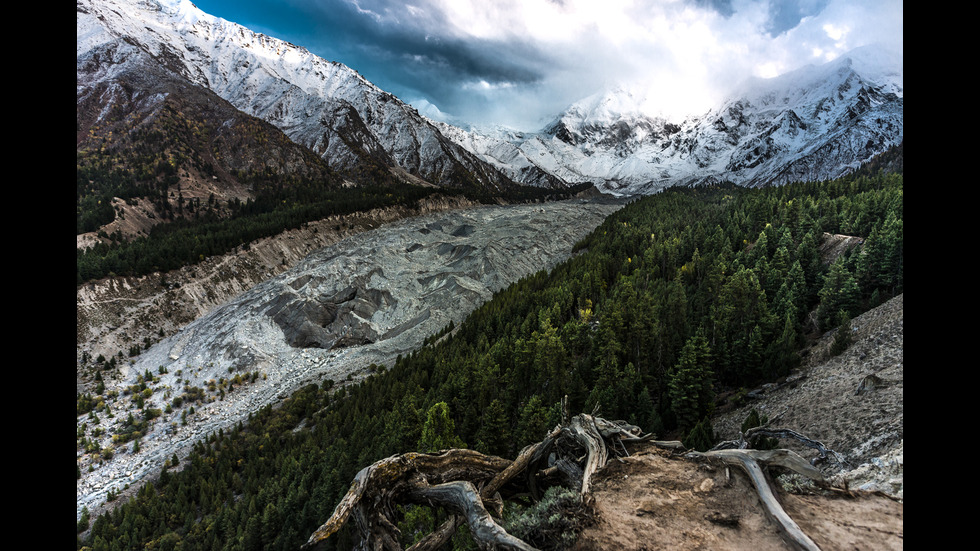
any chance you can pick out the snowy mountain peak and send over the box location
[731,43,902,111]
[447,44,902,195]
[564,84,660,123]
[841,43,903,97]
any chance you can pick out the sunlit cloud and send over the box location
[194,0,903,130]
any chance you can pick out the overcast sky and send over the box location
[191,0,903,131]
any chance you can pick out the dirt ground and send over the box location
[574,445,902,551]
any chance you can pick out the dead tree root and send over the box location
[304,412,836,551]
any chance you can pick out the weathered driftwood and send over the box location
[408,481,536,551]
[304,411,836,551]
[303,413,647,550]
[712,426,849,468]
[405,441,548,551]
[559,414,607,494]
[701,449,823,551]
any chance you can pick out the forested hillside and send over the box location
[77,150,903,551]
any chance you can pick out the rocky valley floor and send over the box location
[76,195,626,521]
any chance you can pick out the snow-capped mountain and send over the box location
[77,0,518,193]
[78,0,902,197]
[445,45,903,194]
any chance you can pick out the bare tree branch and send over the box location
[703,449,824,551]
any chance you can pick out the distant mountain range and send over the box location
[441,45,902,194]
[78,0,903,197]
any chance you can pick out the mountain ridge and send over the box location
[80,0,902,200]
[444,43,902,195]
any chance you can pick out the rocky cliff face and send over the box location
[76,33,344,243]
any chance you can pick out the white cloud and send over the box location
[461,79,515,92]
[410,97,451,121]
[333,0,902,127]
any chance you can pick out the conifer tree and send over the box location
[668,329,714,432]
[418,402,465,453]
[684,417,715,452]
[817,259,860,330]
[740,409,778,449]
[765,312,801,378]
[475,399,512,457]
[514,395,552,448]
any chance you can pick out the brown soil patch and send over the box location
[573,445,903,551]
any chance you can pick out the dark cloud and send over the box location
[259,1,547,112]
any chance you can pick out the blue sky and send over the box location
[191,0,903,131]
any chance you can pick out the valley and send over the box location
[76,194,625,522]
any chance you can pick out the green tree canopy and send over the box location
[418,402,465,453]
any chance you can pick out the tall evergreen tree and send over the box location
[475,399,512,457]
[418,402,465,453]
[830,310,854,356]
[668,329,714,432]
[817,258,860,331]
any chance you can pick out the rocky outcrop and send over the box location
[712,294,904,498]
